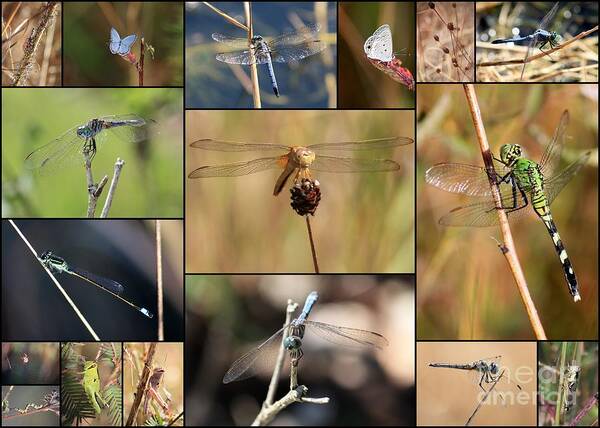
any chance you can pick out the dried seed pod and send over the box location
[290,178,321,216]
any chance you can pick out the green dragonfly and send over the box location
[425,110,590,302]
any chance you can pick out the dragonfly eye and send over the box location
[283,336,302,350]
[490,362,498,374]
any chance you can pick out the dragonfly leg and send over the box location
[478,372,487,393]
[82,137,97,161]
[539,41,556,60]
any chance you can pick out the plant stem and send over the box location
[100,158,125,218]
[465,370,505,426]
[554,343,568,426]
[305,217,320,273]
[138,38,145,86]
[125,343,157,426]
[156,220,164,341]
[85,152,108,218]
[244,2,261,108]
[462,84,547,340]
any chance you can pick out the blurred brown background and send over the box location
[417,83,598,339]
[417,341,537,426]
[186,110,415,273]
[185,275,414,425]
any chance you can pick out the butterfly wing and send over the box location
[109,27,121,54]
[118,34,137,55]
[364,24,393,62]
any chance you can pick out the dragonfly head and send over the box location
[500,144,522,166]
[284,335,302,351]
[551,32,562,44]
[293,147,316,168]
[489,362,499,375]
[76,125,92,139]
[250,35,264,47]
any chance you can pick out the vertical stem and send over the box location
[138,38,145,86]
[244,2,261,108]
[462,84,547,340]
[126,343,157,426]
[554,343,568,426]
[156,220,164,341]
[305,217,320,273]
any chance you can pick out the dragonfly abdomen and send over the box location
[533,202,581,302]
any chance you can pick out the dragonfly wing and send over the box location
[223,326,287,384]
[309,137,413,151]
[438,189,531,227]
[211,33,250,48]
[189,138,289,152]
[426,161,514,196]
[539,2,560,31]
[270,42,326,63]
[215,50,258,65]
[539,110,569,177]
[305,321,389,349]
[545,151,591,205]
[98,115,152,144]
[309,155,400,173]
[269,24,321,47]
[188,156,283,178]
[24,127,84,175]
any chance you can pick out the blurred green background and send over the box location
[1,88,182,217]
[1,386,59,426]
[538,341,598,426]
[63,2,183,86]
[185,2,336,108]
[417,84,598,339]
[185,110,414,273]
[185,275,415,426]
[2,343,59,384]
[339,2,416,108]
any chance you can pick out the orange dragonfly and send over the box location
[188,137,413,196]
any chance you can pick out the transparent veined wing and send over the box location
[189,138,290,152]
[544,151,591,205]
[222,325,288,383]
[538,110,569,177]
[520,1,560,80]
[96,114,152,144]
[305,321,389,349]
[425,160,513,197]
[269,24,321,47]
[268,24,326,63]
[211,33,251,49]
[309,136,412,151]
[188,156,284,178]
[309,155,400,173]
[24,126,85,175]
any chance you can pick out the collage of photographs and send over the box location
[0,1,597,427]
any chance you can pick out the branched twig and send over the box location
[125,343,157,426]
[8,220,100,341]
[462,84,547,340]
[85,152,109,218]
[244,2,261,108]
[100,158,125,218]
[156,220,164,341]
[465,370,505,426]
[305,217,320,273]
[252,297,328,426]
[203,2,248,31]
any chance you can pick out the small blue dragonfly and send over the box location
[24,115,152,175]
[223,291,388,383]
[491,2,561,80]
[109,27,137,56]
[211,24,326,97]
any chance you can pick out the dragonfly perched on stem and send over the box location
[188,137,413,196]
[24,115,153,175]
[222,291,388,384]
[425,110,590,301]
[211,24,326,97]
[491,2,562,80]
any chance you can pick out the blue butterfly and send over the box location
[109,27,137,55]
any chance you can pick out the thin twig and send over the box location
[569,394,599,426]
[305,217,320,273]
[203,2,248,31]
[465,370,505,426]
[167,411,184,426]
[462,84,547,340]
[156,220,164,341]
[264,299,297,406]
[244,2,261,108]
[100,158,125,218]
[554,343,568,426]
[85,152,108,218]
[125,343,157,426]
[8,220,100,341]
[12,2,59,86]
[138,38,145,86]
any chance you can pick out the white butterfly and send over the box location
[364,24,393,62]
[109,27,137,56]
